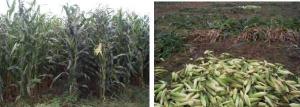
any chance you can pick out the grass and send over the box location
[157,12,300,32]
[155,31,184,60]
[2,86,148,107]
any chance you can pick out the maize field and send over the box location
[0,0,149,106]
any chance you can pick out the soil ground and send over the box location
[1,85,148,107]
[155,2,300,75]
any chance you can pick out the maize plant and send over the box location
[0,0,149,103]
[155,50,300,107]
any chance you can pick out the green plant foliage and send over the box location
[242,16,266,28]
[0,0,149,103]
[155,31,184,60]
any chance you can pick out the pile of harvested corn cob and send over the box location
[155,50,300,107]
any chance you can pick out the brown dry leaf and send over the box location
[189,29,222,43]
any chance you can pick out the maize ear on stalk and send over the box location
[155,50,300,107]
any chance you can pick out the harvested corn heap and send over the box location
[155,50,300,107]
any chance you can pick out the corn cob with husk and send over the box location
[155,50,300,107]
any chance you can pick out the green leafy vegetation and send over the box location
[0,0,149,106]
[155,31,184,60]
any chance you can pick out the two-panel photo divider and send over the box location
[1,0,300,107]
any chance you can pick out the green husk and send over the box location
[155,50,300,107]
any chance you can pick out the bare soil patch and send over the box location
[158,28,300,74]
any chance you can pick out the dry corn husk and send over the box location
[155,50,300,107]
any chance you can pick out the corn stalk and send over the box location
[0,0,149,102]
